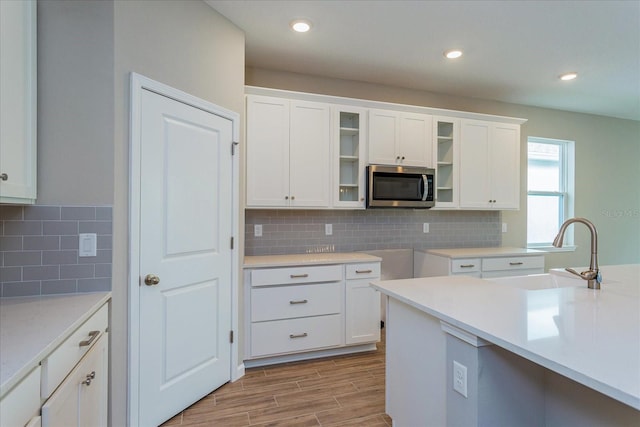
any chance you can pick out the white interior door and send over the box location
[137,88,233,426]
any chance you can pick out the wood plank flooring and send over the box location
[161,331,390,426]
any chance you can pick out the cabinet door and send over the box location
[459,119,491,208]
[398,112,433,167]
[289,100,331,207]
[0,0,37,204]
[345,279,381,345]
[433,117,459,208]
[42,333,108,427]
[489,123,520,209]
[368,109,399,165]
[246,95,290,207]
[333,106,367,208]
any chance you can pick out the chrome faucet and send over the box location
[552,217,601,289]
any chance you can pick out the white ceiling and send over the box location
[207,0,640,121]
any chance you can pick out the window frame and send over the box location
[526,137,575,249]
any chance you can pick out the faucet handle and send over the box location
[565,267,598,281]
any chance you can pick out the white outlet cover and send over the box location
[254,224,262,237]
[423,223,430,233]
[453,360,468,398]
[78,233,97,257]
[502,222,508,233]
[325,224,333,235]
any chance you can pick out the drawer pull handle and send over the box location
[355,269,373,274]
[79,330,100,347]
[509,262,524,266]
[289,333,308,339]
[460,264,475,268]
[82,371,96,386]
[290,274,309,279]
[289,299,308,305]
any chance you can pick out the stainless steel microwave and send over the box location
[366,165,435,208]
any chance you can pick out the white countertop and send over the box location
[0,292,111,397]
[420,246,544,258]
[244,252,381,268]
[371,264,640,409]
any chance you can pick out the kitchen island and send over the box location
[371,264,639,426]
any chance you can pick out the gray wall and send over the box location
[246,67,640,269]
[111,2,245,425]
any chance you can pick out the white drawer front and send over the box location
[251,265,342,287]
[251,314,342,357]
[41,303,108,399]
[251,282,342,322]
[345,262,381,280]
[451,258,481,273]
[482,256,544,272]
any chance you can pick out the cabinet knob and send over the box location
[401,156,405,160]
[396,156,400,160]
[285,196,289,200]
[0,173,7,181]
[82,371,96,386]
[291,196,295,200]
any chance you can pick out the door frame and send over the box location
[128,73,242,426]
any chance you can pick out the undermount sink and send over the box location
[489,271,619,290]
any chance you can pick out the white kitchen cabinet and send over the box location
[41,333,108,427]
[0,366,41,427]
[414,248,544,278]
[244,256,381,365]
[246,95,331,208]
[368,109,433,167]
[433,117,460,208]
[333,106,367,208]
[459,119,520,210]
[0,0,37,204]
[345,263,381,344]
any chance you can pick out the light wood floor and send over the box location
[161,331,390,426]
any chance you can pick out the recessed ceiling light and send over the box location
[560,72,578,81]
[444,49,463,59]
[291,19,312,33]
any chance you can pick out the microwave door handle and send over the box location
[421,174,428,201]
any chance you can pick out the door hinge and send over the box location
[231,141,239,155]
[230,236,234,249]
[229,330,234,343]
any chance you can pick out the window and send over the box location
[527,137,575,248]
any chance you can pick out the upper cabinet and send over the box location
[459,119,521,210]
[368,109,433,167]
[333,106,367,209]
[433,117,460,209]
[0,0,37,204]
[246,95,331,208]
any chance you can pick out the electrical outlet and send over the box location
[325,224,333,235]
[254,224,262,237]
[453,361,468,398]
[502,222,508,233]
[423,223,430,233]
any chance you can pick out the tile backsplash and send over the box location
[0,205,112,297]
[245,209,501,256]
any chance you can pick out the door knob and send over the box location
[144,274,160,286]
[0,173,7,181]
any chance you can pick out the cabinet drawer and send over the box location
[41,303,108,399]
[251,282,342,322]
[250,314,342,357]
[451,258,481,273]
[250,265,342,287]
[345,263,380,280]
[0,366,41,427]
[482,256,544,272]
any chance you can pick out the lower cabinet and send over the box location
[244,260,381,363]
[415,250,544,278]
[0,366,41,427]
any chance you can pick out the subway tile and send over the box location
[0,236,23,251]
[0,266,22,282]
[60,235,78,250]
[43,221,78,236]
[23,236,60,250]
[23,265,60,281]
[94,264,112,278]
[60,264,94,279]
[97,235,112,250]
[4,221,42,236]
[2,281,40,297]
[42,250,78,265]
[0,206,23,220]
[41,279,77,295]
[4,251,41,266]
[79,221,112,235]
[96,207,113,220]
[78,249,112,264]
[78,278,111,292]
[62,206,96,220]
[23,206,61,220]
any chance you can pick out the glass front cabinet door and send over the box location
[333,106,368,208]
